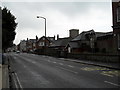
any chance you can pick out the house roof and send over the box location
[28,39,36,43]
[36,36,50,43]
[50,37,72,47]
[97,32,113,40]
[67,42,80,48]
[37,36,55,43]
[71,30,113,41]
[71,30,95,41]
[47,37,55,42]
[30,39,36,42]
[96,32,113,38]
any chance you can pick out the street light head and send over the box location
[37,16,39,18]
[37,16,46,19]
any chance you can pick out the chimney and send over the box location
[54,35,55,40]
[69,29,79,38]
[57,34,59,40]
[36,35,38,41]
[27,38,28,41]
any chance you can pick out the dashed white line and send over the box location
[47,60,51,62]
[104,81,120,87]
[59,63,63,65]
[68,65,74,68]
[53,62,56,63]
[56,66,78,74]
[31,61,37,64]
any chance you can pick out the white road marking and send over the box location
[12,73,18,88]
[13,56,17,59]
[53,62,56,63]
[59,58,65,60]
[14,73,23,89]
[104,81,120,87]
[101,73,113,77]
[59,63,63,65]
[56,66,78,74]
[47,60,51,62]
[68,65,74,68]
[48,57,53,59]
[31,61,37,64]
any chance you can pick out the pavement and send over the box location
[0,64,9,89]
[0,64,2,89]
[59,57,120,70]
[2,65,9,89]
[0,53,10,89]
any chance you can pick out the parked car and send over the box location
[16,51,20,54]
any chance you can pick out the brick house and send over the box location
[50,29,79,51]
[50,37,72,51]
[66,30,97,53]
[112,0,120,54]
[35,36,55,54]
[96,32,114,53]
[26,38,36,53]
[66,30,114,54]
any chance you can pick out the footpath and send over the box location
[59,57,120,70]
[0,64,2,89]
[0,53,10,89]
[1,65,9,89]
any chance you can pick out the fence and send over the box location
[67,53,120,63]
[35,48,120,63]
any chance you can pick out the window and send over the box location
[50,38,53,41]
[68,47,71,53]
[118,34,120,50]
[43,38,45,40]
[39,42,45,46]
[117,7,120,22]
[33,43,36,47]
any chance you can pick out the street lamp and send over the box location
[37,16,47,54]
[37,16,46,38]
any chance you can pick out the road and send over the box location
[8,52,120,88]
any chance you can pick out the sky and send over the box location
[2,0,113,45]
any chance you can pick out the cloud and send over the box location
[2,2,112,44]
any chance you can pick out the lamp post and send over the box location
[37,16,46,54]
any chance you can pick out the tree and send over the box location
[2,7,17,51]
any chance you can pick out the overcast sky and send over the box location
[2,0,113,45]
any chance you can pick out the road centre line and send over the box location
[68,65,74,68]
[56,66,78,74]
[104,81,120,87]
[47,60,50,62]
[53,62,56,63]
[59,63,63,65]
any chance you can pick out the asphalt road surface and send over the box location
[8,52,120,88]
